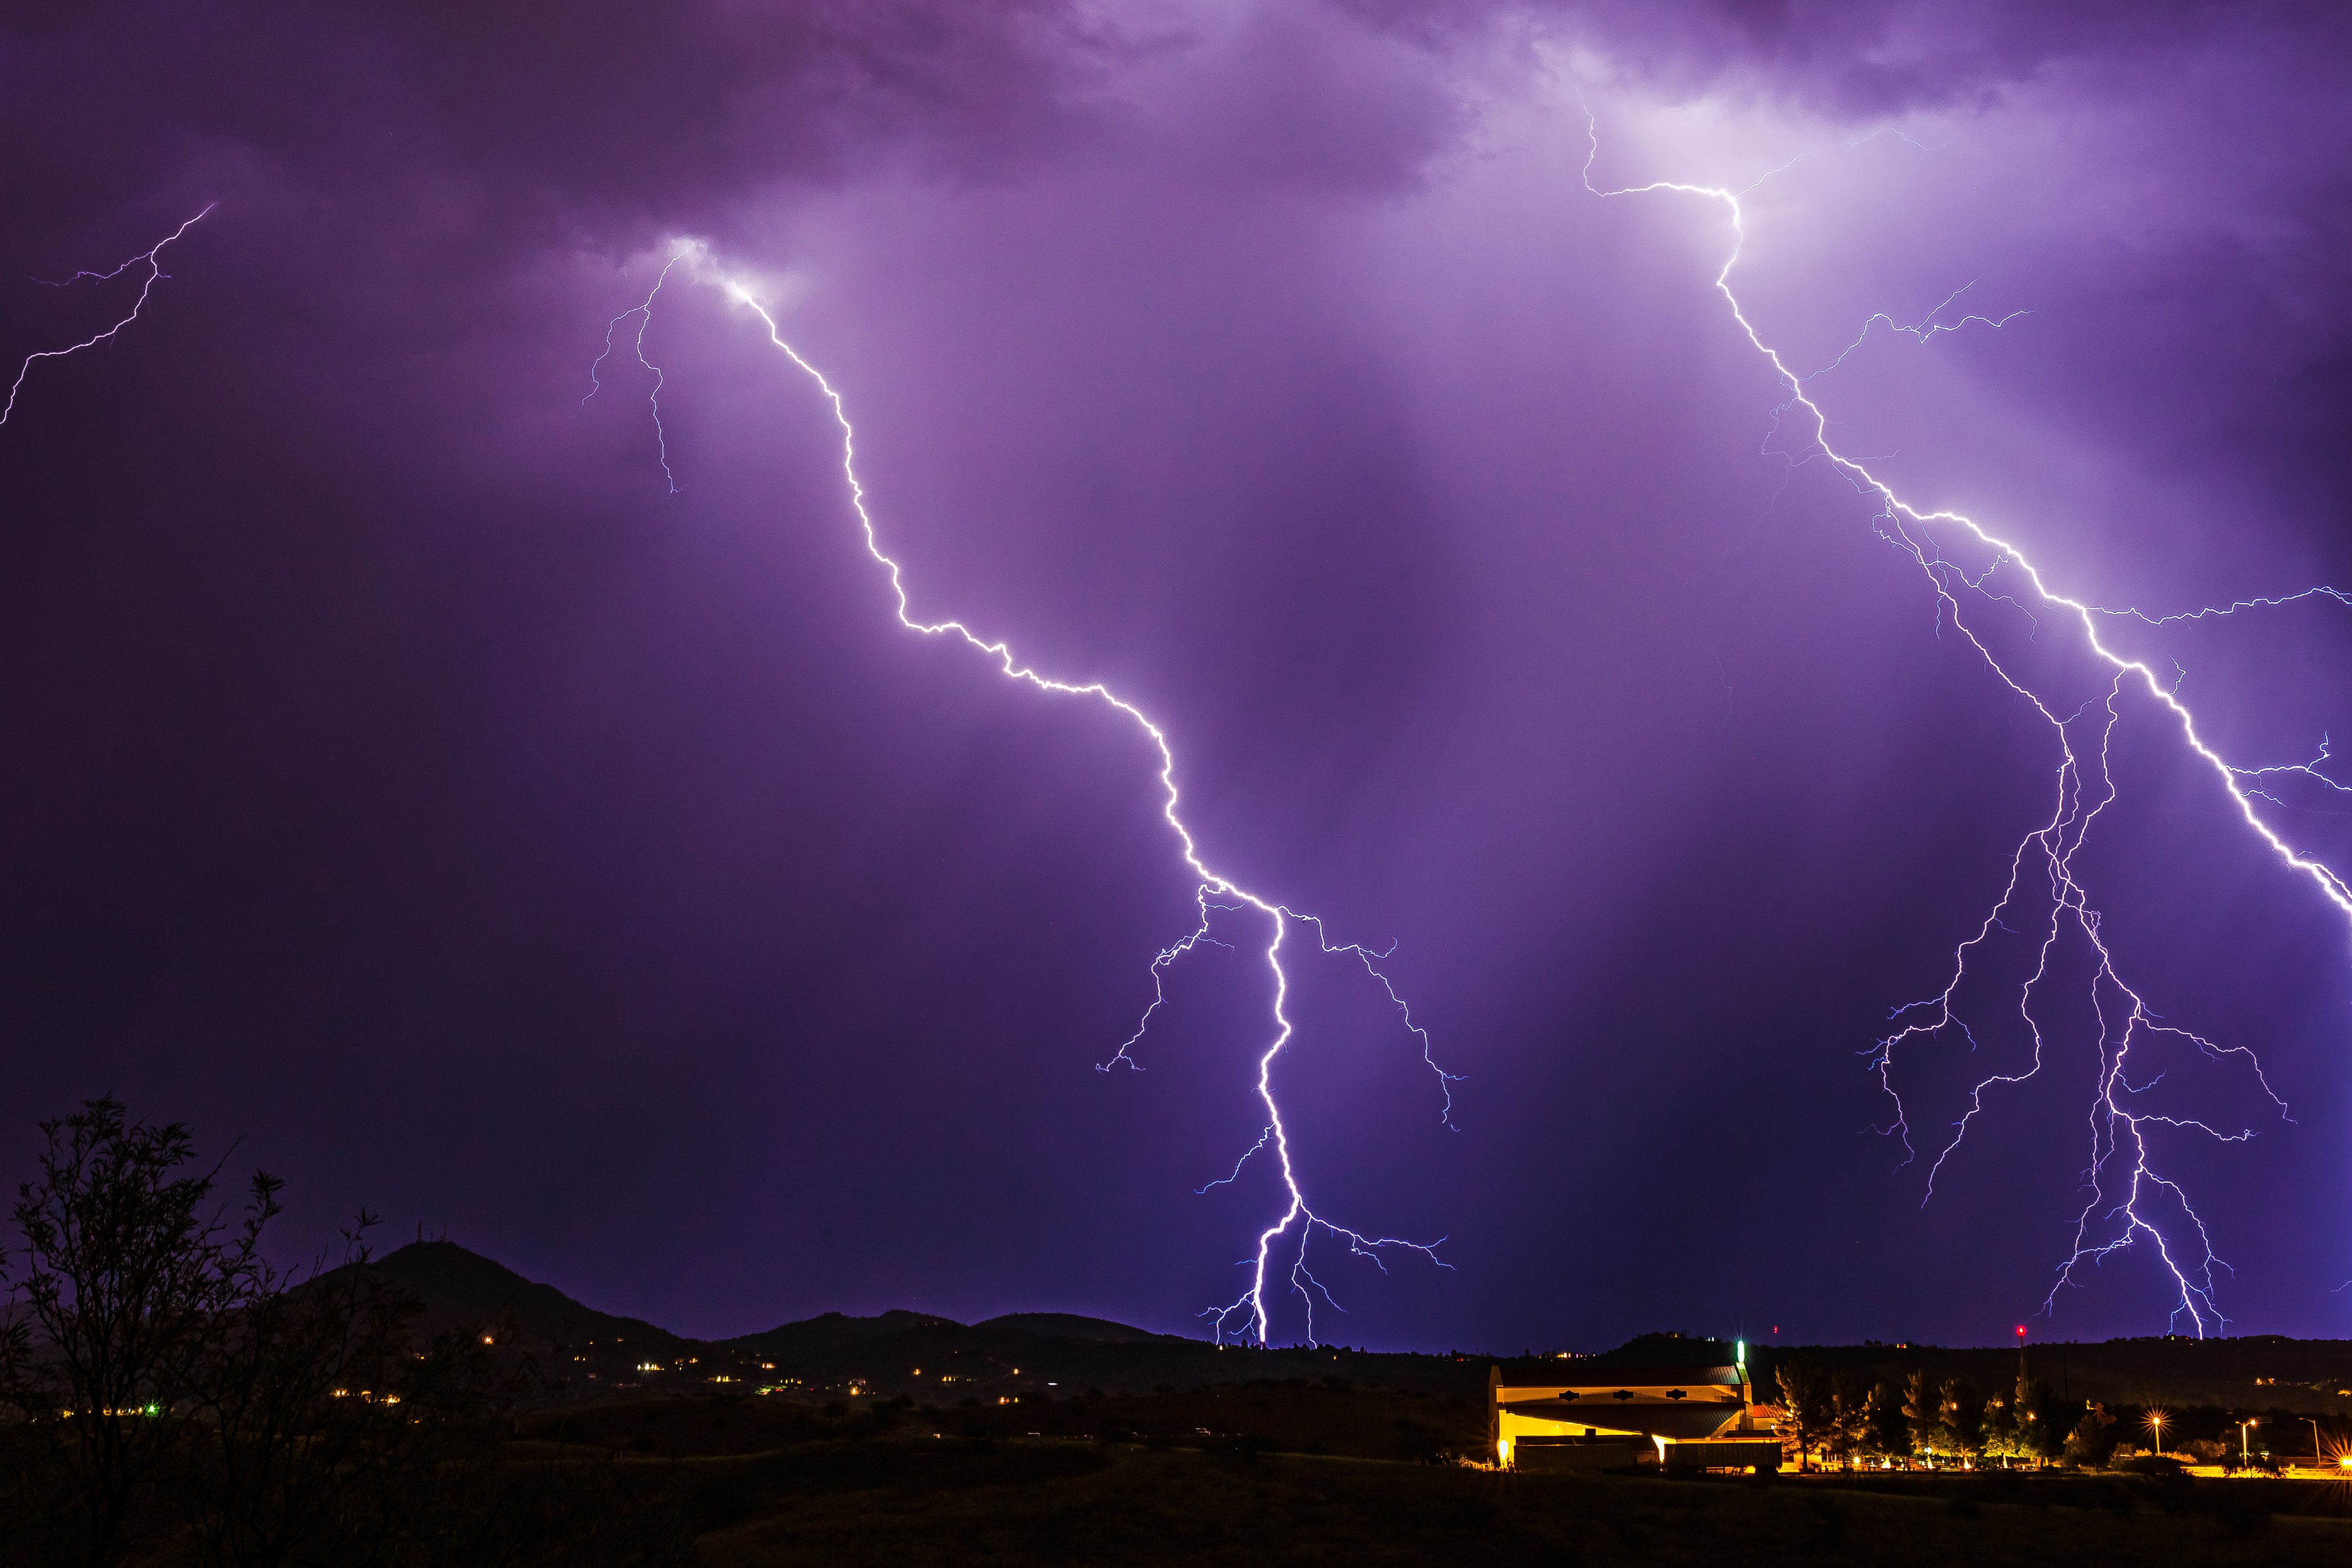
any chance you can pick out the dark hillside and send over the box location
[330,1243,2352,1424]
[724,1310,961,1360]
[717,1314,1478,1401]
[973,1313,1181,1344]
[350,1240,683,1352]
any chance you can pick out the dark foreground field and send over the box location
[515,1394,2352,1566]
[18,1211,2352,1564]
[706,1453,2352,1566]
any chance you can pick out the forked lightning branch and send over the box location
[586,242,1461,1348]
[1585,122,2348,1335]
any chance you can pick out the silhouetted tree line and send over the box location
[1771,1352,2113,1470]
[0,1099,691,1567]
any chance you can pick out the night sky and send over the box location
[5,1,2350,1352]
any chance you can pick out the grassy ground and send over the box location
[684,1444,2349,1566]
[515,1393,2352,1566]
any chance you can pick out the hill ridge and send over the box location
[363,1240,681,1348]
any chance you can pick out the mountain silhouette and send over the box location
[347,1244,1183,1362]
[974,1313,1185,1344]
[723,1309,963,1358]
[357,1240,683,1349]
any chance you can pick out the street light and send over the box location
[2148,1411,2166,1456]
[2239,1419,2257,1470]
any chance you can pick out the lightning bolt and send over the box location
[1801,281,2031,381]
[3,206,214,428]
[580,249,687,493]
[1587,122,2345,1335]
[594,246,1460,1345]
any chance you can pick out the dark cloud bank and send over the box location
[2,2,2349,1346]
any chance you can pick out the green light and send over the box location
[1735,1341,1746,1367]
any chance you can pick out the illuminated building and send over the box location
[1490,1345,1778,1473]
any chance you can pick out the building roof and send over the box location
[1494,1363,1743,1392]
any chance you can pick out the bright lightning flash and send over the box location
[3,206,215,428]
[1588,125,2347,1335]
[591,245,1460,1345]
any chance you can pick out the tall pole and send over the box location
[2311,1418,2323,1468]
[2013,1326,2029,1472]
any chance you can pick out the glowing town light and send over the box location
[3,206,214,428]
[1585,119,2341,1337]
[587,243,1459,1344]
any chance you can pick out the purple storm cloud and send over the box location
[2,1,2349,1349]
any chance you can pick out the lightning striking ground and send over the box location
[595,247,1459,1345]
[1587,123,2347,1334]
[3,206,214,428]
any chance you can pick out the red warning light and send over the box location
[2015,1326,2028,1338]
